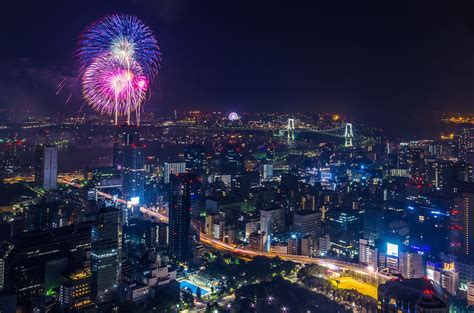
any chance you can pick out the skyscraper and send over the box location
[91,207,122,307]
[163,161,186,184]
[454,192,474,257]
[168,174,194,261]
[184,145,206,175]
[459,126,473,161]
[399,251,423,279]
[113,125,140,171]
[122,144,146,204]
[34,145,58,191]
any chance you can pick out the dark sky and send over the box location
[1,0,474,135]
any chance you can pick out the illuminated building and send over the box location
[318,234,331,255]
[377,278,448,313]
[439,262,459,296]
[363,207,386,241]
[248,231,265,252]
[122,143,145,203]
[300,235,317,257]
[467,282,474,306]
[359,239,378,269]
[406,202,450,259]
[59,269,94,312]
[454,257,474,291]
[34,144,57,191]
[407,147,426,182]
[327,208,361,258]
[399,252,423,279]
[184,145,207,175]
[163,161,186,184]
[287,235,300,255]
[220,145,244,175]
[169,173,196,261]
[231,174,252,198]
[426,160,452,190]
[292,210,322,237]
[91,207,122,307]
[453,192,474,257]
[458,127,474,161]
[261,163,273,182]
[5,223,92,306]
[113,125,140,171]
[260,207,285,236]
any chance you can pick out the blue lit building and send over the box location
[91,207,122,308]
[327,208,361,259]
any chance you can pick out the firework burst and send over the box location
[82,54,148,118]
[77,14,161,78]
[77,14,161,124]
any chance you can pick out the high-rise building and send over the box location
[426,159,453,190]
[34,144,58,191]
[287,235,300,255]
[91,208,122,307]
[292,210,322,237]
[168,174,194,261]
[261,163,273,182]
[363,207,386,241]
[184,145,207,175]
[399,252,423,279]
[454,257,474,291]
[6,223,92,305]
[453,192,474,257]
[220,145,244,175]
[439,262,459,296]
[467,281,474,306]
[113,125,140,171]
[260,207,285,235]
[327,208,361,258]
[248,231,265,252]
[300,235,317,257]
[459,127,474,161]
[163,162,186,184]
[122,144,146,203]
[59,269,94,311]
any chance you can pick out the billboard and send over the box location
[387,243,399,257]
[128,197,140,206]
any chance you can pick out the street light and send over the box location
[282,306,288,312]
[268,296,274,303]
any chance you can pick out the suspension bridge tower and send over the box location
[344,123,354,147]
[287,118,296,140]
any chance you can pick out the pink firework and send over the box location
[82,54,148,118]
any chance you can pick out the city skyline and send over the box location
[1,2,474,312]
[1,1,474,136]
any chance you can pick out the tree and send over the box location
[196,287,202,299]
[181,288,194,306]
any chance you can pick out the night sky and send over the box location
[1,0,474,136]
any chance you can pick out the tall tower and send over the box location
[34,144,58,191]
[122,143,146,204]
[459,127,473,161]
[344,123,354,147]
[163,161,186,184]
[287,118,295,140]
[113,125,139,171]
[169,173,196,261]
[91,207,122,308]
[453,192,474,257]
